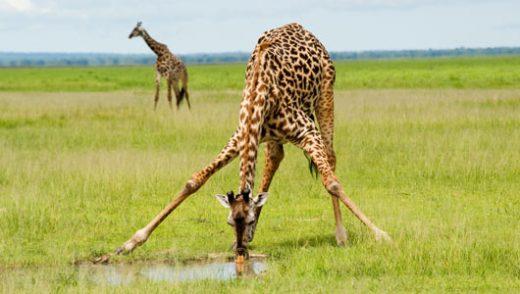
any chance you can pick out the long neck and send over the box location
[237,43,271,193]
[141,30,166,56]
[237,102,263,193]
[237,85,268,193]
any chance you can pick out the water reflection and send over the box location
[77,260,267,285]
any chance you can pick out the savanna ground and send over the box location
[0,56,519,292]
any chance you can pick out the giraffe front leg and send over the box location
[95,132,240,263]
[248,142,284,243]
[294,127,391,243]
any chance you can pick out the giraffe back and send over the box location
[242,23,335,142]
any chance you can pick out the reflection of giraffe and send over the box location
[114,23,390,259]
[129,22,190,110]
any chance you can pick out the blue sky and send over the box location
[0,0,519,54]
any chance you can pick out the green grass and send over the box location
[0,60,519,292]
[1,56,520,92]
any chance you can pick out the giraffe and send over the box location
[110,23,391,261]
[129,22,190,110]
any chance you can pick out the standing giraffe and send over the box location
[129,22,190,110]
[112,23,390,260]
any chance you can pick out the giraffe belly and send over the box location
[260,111,311,143]
[260,127,288,144]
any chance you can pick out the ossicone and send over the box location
[226,191,235,204]
[240,188,251,203]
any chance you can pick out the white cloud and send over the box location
[0,0,51,14]
[0,0,34,12]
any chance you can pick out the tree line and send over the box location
[1,47,519,67]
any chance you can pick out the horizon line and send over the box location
[2,46,520,56]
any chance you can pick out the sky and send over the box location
[0,0,519,54]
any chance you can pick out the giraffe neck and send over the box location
[141,30,166,56]
[237,42,272,194]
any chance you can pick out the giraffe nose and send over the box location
[236,247,248,258]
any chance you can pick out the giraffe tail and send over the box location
[177,87,185,106]
[177,68,191,109]
[304,152,319,179]
[176,86,190,109]
[304,113,318,179]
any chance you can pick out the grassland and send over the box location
[1,56,520,92]
[0,57,519,292]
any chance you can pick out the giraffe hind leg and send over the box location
[316,77,347,245]
[154,72,161,110]
[178,87,186,108]
[293,120,391,243]
[172,80,182,110]
[167,78,173,110]
[181,70,190,109]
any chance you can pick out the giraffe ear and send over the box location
[137,21,142,27]
[254,192,268,207]
[215,194,231,208]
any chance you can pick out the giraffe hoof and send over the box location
[374,229,392,243]
[335,226,348,246]
[115,229,149,255]
[93,254,111,264]
[114,242,136,256]
[117,240,138,255]
[115,246,126,255]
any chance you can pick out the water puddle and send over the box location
[76,257,267,285]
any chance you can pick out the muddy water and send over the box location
[77,260,267,285]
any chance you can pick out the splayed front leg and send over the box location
[248,142,284,243]
[373,226,392,242]
[94,133,240,263]
[94,184,193,264]
[116,228,149,254]
[113,182,194,257]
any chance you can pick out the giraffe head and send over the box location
[128,21,144,39]
[215,190,268,257]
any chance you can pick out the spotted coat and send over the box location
[113,23,390,261]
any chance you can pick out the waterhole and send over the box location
[77,256,267,285]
